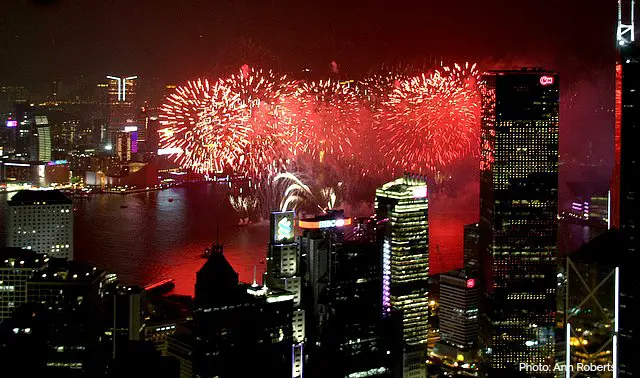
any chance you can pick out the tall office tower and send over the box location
[612,1,639,375]
[35,115,51,162]
[106,75,138,136]
[463,223,479,266]
[26,261,107,372]
[478,69,559,374]
[434,269,480,365]
[0,248,49,322]
[297,210,349,328]
[5,190,74,260]
[194,245,293,378]
[314,239,396,378]
[266,211,304,378]
[375,174,429,378]
[561,230,621,377]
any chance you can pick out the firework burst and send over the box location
[293,80,362,160]
[224,65,299,178]
[158,79,250,174]
[377,62,481,173]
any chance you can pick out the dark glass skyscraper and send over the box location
[612,40,639,378]
[478,69,559,374]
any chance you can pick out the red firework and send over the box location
[293,79,361,160]
[158,79,250,174]
[223,66,298,178]
[377,62,481,173]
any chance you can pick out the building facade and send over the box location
[375,174,429,378]
[0,248,48,322]
[266,211,304,377]
[434,269,479,365]
[478,69,559,374]
[612,10,640,375]
[6,190,73,260]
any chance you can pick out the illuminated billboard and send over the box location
[270,211,295,244]
[539,76,554,86]
[6,120,17,128]
[298,217,352,229]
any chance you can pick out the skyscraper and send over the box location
[612,1,639,375]
[194,245,293,378]
[375,174,429,378]
[5,190,74,260]
[106,75,138,142]
[266,211,304,378]
[434,268,479,364]
[463,223,479,266]
[35,115,51,162]
[478,69,559,374]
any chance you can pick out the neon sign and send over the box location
[6,120,17,128]
[47,160,68,166]
[271,211,295,243]
[298,218,352,229]
[382,239,391,316]
[277,216,293,241]
[466,279,476,289]
[539,76,554,86]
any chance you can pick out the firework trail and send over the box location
[229,195,259,217]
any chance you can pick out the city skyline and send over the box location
[1,0,637,377]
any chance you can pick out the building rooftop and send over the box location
[8,190,72,205]
[30,260,105,283]
[376,174,429,198]
[0,248,50,269]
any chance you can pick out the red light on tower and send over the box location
[539,76,554,86]
[466,279,476,289]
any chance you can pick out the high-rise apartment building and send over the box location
[478,69,559,374]
[375,174,429,378]
[5,190,73,260]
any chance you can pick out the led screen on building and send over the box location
[270,211,295,244]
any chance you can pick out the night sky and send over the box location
[0,0,621,197]
[0,0,617,82]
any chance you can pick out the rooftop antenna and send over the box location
[618,0,635,46]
